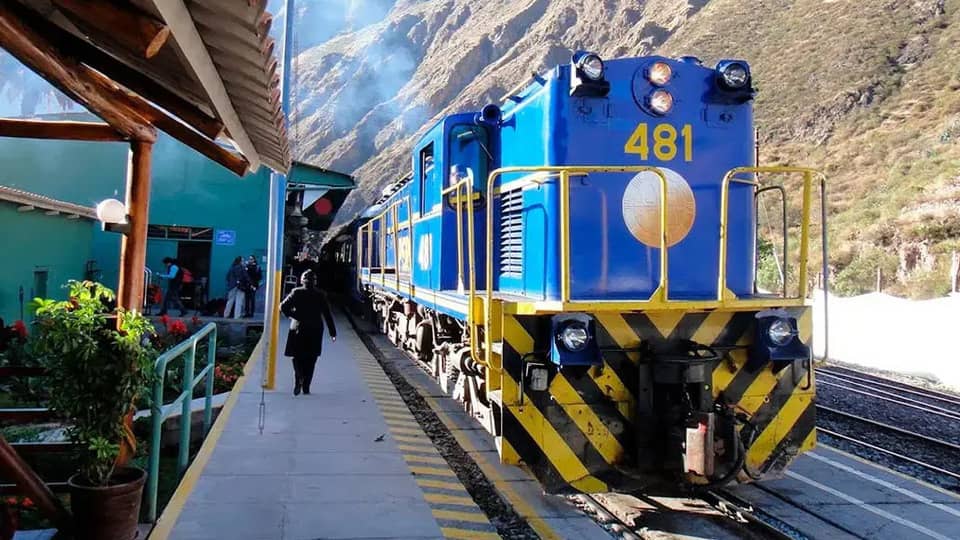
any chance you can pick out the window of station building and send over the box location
[147,225,214,241]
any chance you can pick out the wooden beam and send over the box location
[150,0,261,171]
[0,118,126,141]
[117,140,152,313]
[0,2,156,142]
[83,68,249,175]
[29,13,225,139]
[13,3,222,139]
[52,0,171,59]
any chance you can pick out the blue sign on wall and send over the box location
[216,230,236,246]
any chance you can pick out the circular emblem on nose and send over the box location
[621,168,696,248]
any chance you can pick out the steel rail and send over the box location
[817,379,960,421]
[816,368,960,408]
[816,404,960,452]
[817,427,960,481]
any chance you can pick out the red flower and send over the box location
[168,320,188,336]
[12,320,26,339]
[4,498,15,506]
[20,498,33,509]
[160,314,170,325]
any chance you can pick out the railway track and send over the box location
[816,364,960,491]
[816,367,960,416]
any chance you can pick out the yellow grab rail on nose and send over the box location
[718,166,826,301]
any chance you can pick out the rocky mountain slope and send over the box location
[290,0,959,297]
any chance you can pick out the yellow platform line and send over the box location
[416,389,560,540]
[432,509,489,523]
[410,465,457,477]
[405,454,448,465]
[397,443,438,453]
[352,330,499,540]
[425,493,478,506]
[440,527,500,540]
[417,478,468,491]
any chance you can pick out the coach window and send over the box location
[420,142,438,214]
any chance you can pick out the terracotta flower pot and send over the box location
[68,467,146,540]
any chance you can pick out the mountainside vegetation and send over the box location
[292,0,960,298]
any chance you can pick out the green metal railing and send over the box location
[146,322,217,523]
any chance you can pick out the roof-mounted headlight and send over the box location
[716,60,750,90]
[575,52,604,81]
[570,51,610,97]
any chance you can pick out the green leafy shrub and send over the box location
[29,281,155,486]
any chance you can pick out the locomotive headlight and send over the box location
[768,318,795,346]
[578,53,605,81]
[648,62,672,86]
[558,321,590,352]
[648,89,673,115]
[717,61,750,89]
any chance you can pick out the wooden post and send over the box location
[876,266,883,293]
[117,141,153,312]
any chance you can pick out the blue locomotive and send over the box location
[352,51,827,492]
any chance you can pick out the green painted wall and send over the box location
[0,113,271,306]
[0,203,94,324]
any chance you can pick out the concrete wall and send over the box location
[0,114,270,306]
[0,202,95,324]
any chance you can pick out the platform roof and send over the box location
[288,161,355,189]
[1,0,290,173]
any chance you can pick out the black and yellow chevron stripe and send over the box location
[496,307,815,492]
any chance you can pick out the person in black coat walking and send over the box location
[280,269,336,395]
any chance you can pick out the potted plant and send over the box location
[31,281,154,540]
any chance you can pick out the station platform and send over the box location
[730,445,960,539]
[149,314,605,540]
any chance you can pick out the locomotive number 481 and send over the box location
[624,123,693,162]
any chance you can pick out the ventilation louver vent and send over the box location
[500,189,523,276]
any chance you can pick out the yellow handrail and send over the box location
[718,166,825,301]
[441,180,474,293]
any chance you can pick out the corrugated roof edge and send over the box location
[0,185,97,220]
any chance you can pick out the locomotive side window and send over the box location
[419,143,438,214]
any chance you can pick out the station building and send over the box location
[0,112,352,324]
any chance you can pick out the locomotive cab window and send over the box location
[419,142,439,214]
[446,125,489,207]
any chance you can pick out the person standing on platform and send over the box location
[157,257,185,316]
[223,256,248,319]
[244,255,262,317]
[280,269,336,395]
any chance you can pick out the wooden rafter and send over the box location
[17,3,223,139]
[0,2,156,142]
[51,0,171,59]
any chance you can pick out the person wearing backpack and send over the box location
[157,257,185,316]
